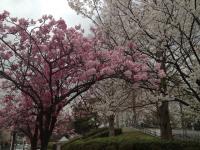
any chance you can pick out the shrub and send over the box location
[114,128,122,136]
[73,117,98,135]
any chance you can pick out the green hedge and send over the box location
[62,139,200,150]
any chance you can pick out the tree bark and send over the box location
[132,97,137,127]
[10,131,16,150]
[39,128,52,150]
[116,113,120,128]
[40,134,50,150]
[30,138,38,150]
[108,115,115,136]
[158,102,172,140]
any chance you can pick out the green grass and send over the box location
[85,130,158,143]
[48,142,55,150]
[61,130,200,150]
[61,130,158,150]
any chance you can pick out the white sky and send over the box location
[0,0,92,32]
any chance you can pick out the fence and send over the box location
[136,127,200,142]
[139,128,160,137]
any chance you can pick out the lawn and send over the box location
[86,130,158,142]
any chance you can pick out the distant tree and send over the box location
[87,79,135,136]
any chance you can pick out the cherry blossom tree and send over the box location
[0,11,160,149]
[0,92,72,149]
[67,0,172,139]
[86,79,135,136]
[67,0,200,139]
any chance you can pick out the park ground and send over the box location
[47,129,200,150]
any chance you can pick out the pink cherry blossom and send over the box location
[0,11,161,149]
[155,63,161,70]
[158,70,166,78]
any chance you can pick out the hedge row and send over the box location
[62,138,200,150]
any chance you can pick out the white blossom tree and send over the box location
[67,0,200,139]
[86,79,135,136]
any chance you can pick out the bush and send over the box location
[114,128,122,136]
[73,117,99,135]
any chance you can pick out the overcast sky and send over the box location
[0,0,91,32]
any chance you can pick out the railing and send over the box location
[140,128,160,137]
[135,127,200,142]
[173,133,200,142]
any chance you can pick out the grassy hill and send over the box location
[61,130,200,150]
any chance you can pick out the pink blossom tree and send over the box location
[0,11,160,150]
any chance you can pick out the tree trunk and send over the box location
[132,97,137,127]
[40,133,51,150]
[38,107,58,150]
[116,113,120,128]
[10,131,16,150]
[40,140,48,150]
[30,139,38,150]
[158,102,172,140]
[108,115,115,136]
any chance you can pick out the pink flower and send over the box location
[127,41,137,49]
[18,18,29,27]
[57,19,67,30]
[125,60,135,69]
[11,64,18,70]
[134,72,148,81]
[82,42,92,50]
[155,63,161,70]
[85,60,100,69]
[8,26,18,33]
[124,70,132,78]
[1,51,12,60]
[158,70,166,78]
[0,10,9,21]
[85,68,97,76]
[100,67,115,76]
[141,65,149,71]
